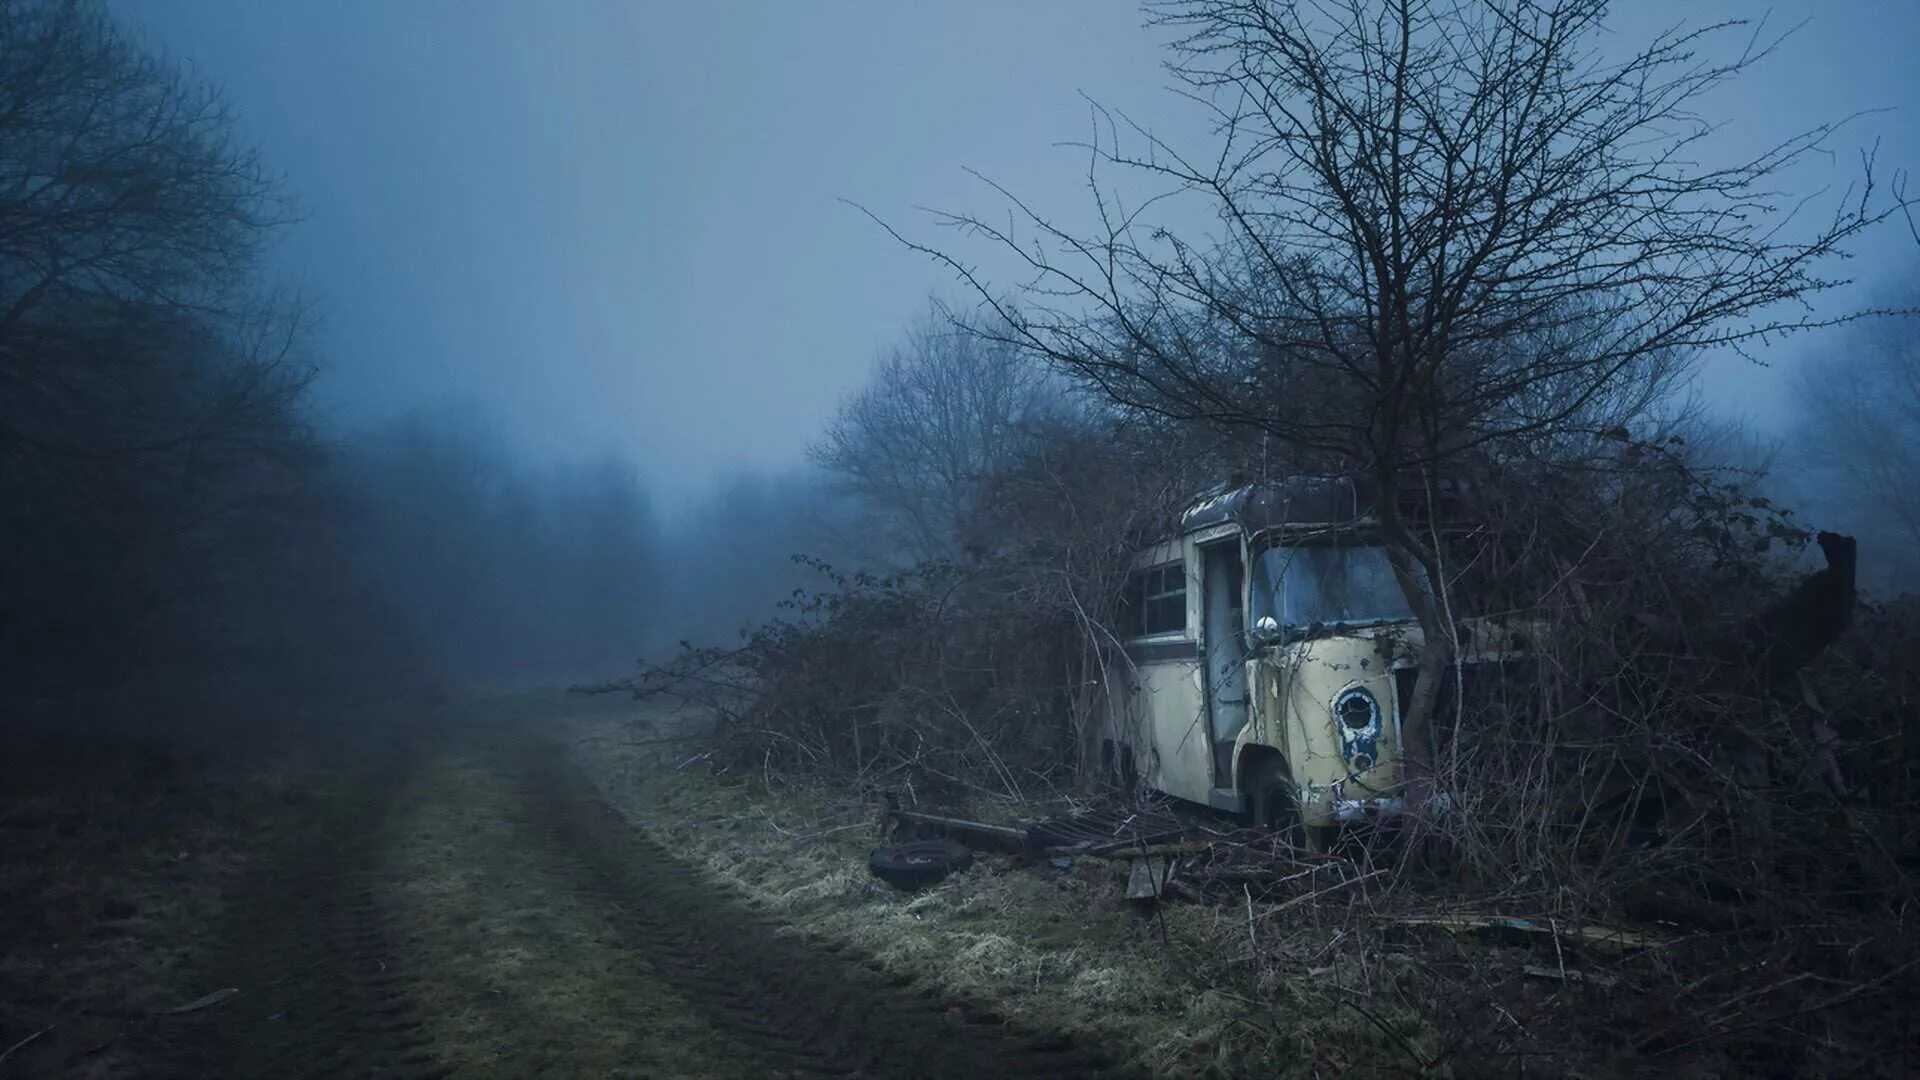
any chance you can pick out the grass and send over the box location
[0,694,1445,1078]
[0,705,760,1078]
[564,702,1440,1079]
[380,753,756,1079]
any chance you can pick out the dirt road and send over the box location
[160,721,1124,1079]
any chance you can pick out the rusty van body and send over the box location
[1100,476,1492,844]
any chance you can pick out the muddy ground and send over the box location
[0,701,1128,1079]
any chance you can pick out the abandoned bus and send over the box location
[1101,475,1475,847]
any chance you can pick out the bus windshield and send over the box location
[1250,543,1417,632]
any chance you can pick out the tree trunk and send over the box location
[1375,471,1450,810]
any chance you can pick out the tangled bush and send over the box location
[1381,438,1920,1071]
[1430,437,1919,908]
[698,557,1084,799]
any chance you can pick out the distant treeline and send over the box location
[0,0,836,735]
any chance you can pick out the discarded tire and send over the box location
[868,839,974,891]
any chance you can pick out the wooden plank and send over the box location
[1126,855,1178,901]
[890,808,1029,845]
[1084,829,1190,856]
[1057,839,1217,859]
[1392,914,1671,954]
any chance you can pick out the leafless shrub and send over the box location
[1315,435,1920,1073]
[609,406,1214,799]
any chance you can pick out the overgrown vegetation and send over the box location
[574,709,1440,1079]
[608,2,1920,1073]
[616,399,1230,801]
[1387,443,1919,1071]
[625,410,1919,1071]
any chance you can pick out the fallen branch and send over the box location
[1522,964,1621,989]
[154,987,239,1015]
[1340,998,1432,1073]
[0,1025,53,1069]
[1642,958,1920,1059]
[1261,868,1387,916]
[1052,839,1218,859]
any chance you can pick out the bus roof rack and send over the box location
[1179,474,1463,535]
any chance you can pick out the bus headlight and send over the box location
[1335,687,1379,731]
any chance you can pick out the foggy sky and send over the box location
[116,1,1920,508]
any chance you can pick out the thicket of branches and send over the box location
[873,0,1916,800]
[629,342,1920,1067]
[1444,442,1896,884]
[619,2,1919,1067]
[0,0,330,728]
[628,405,1209,801]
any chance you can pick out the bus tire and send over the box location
[1247,758,1311,849]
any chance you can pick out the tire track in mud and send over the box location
[518,740,1133,1080]
[203,762,453,1080]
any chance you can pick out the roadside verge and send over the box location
[566,704,1433,1079]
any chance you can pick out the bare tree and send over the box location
[1789,271,1920,591]
[810,302,1069,563]
[0,0,296,483]
[881,0,1914,794]
[0,0,284,322]
[0,0,321,722]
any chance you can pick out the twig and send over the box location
[798,822,869,844]
[1522,964,1620,989]
[1646,958,1920,1059]
[1339,998,1431,1072]
[1241,861,1338,896]
[1259,868,1387,916]
[1549,915,1568,985]
[0,1025,53,1069]
[1697,972,1814,1030]
[1244,883,1257,959]
[154,987,238,1015]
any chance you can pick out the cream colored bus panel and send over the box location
[1270,637,1406,822]
[1133,659,1212,806]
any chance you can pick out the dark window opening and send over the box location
[1119,561,1187,638]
